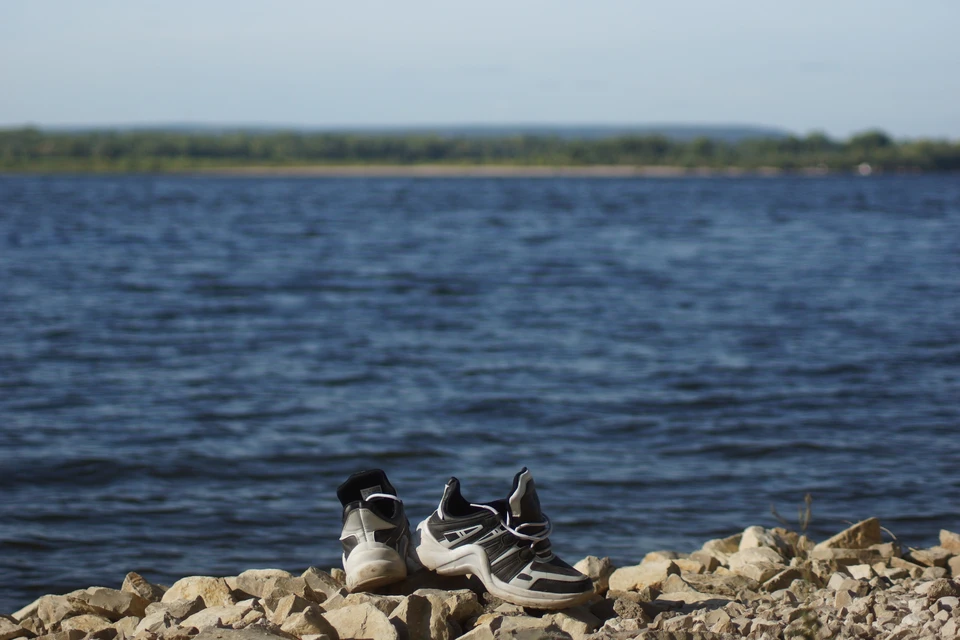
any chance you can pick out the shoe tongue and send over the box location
[336,469,397,506]
[507,467,544,525]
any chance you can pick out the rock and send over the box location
[120,573,166,604]
[34,632,85,640]
[497,616,570,640]
[642,550,680,563]
[868,542,901,559]
[606,597,651,622]
[814,518,882,550]
[234,609,264,630]
[727,547,785,582]
[161,578,235,609]
[59,615,112,635]
[762,568,803,592]
[673,559,705,575]
[321,603,398,640]
[145,597,206,622]
[266,594,311,625]
[36,596,102,630]
[607,559,679,592]
[0,618,31,640]
[940,529,960,554]
[388,594,457,640]
[682,572,759,597]
[17,616,42,638]
[233,570,292,599]
[572,556,613,595]
[192,627,293,640]
[655,590,732,612]
[180,605,251,630]
[699,534,742,563]
[335,593,403,616]
[890,557,927,578]
[261,578,322,611]
[76,588,149,620]
[456,626,495,640]
[847,564,874,581]
[406,589,480,624]
[11,599,43,624]
[810,547,883,565]
[134,611,174,635]
[834,589,856,609]
[916,579,960,599]
[659,574,697,594]
[739,526,784,553]
[111,617,138,640]
[908,546,952,568]
[279,606,336,638]
[687,551,720,573]
[922,566,948,580]
[827,572,848,591]
[950,556,960,579]
[544,607,600,640]
[300,569,342,600]
[944,619,959,638]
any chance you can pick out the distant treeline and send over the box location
[1,128,959,172]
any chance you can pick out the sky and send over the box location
[1,1,959,139]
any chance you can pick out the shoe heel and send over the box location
[344,542,407,592]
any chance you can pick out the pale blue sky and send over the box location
[2,1,958,138]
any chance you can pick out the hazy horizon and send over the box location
[2,1,959,139]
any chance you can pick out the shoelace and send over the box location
[471,502,553,543]
[364,493,401,502]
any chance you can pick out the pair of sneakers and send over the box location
[336,468,594,609]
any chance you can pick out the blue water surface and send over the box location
[1,174,959,612]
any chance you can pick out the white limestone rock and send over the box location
[121,573,166,604]
[321,603,398,640]
[161,577,235,609]
[573,556,614,595]
[266,594,310,626]
[279,606,336,638]
[0,617,30,640]
[388,594,458,640]
[300,569,342,601]
[135,611,175,635]
[608,559,680,592]
[233,570,292,599]
[112,616,139,640]
[180,605,251,630]
[727,547,785,583]
[59,615,112,635]
[814,518,882,550]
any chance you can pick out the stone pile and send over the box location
[3,521,960,640]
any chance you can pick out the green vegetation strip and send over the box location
[1,128,959,173]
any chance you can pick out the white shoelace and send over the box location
[364,493,402,502]
[470,503,553,543]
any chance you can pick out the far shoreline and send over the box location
[197,164,826,178]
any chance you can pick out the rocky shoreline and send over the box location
[3,519,960,640]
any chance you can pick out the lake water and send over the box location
[1,174,959,613]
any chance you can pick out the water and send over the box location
[1,174,959,612]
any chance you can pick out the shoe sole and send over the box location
[343,542,407,592]
[414,520,593,609]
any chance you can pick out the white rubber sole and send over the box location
[414,519,593,610]
[343,541,407,592]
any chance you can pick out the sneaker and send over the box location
[414,467,594,609]
[337,469,414,592]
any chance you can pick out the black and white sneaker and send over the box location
[414,468,594,609]
[337,469,414,592]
